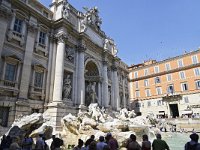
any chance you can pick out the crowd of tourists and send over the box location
[0,132,200,150]
[0,134,63,150]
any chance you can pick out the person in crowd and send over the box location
[126,134,141,150]
[9,136,21,150]
[42,137,49,150]
[152,134,169,150]
[185,133,200,150]
[22,135,33,150]
[0,135,7,150]
[73,139,84,150]
[107,133,118,150]
[50,135,56,150]
[85,135,95,150]
[126,134,134,148]
[5,135,12,150]
[102,145,110,150]
[89,141,96,150]
[96,136,107,150]
[35,134,45,150]
[142,134,151,150]
[53,137,63,150]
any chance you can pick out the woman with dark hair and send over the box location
[142,135,151,150]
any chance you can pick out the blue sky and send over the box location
[40,0,200,66]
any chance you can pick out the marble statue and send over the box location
[63,75,72,100]
[62,0,70,19]
[86,82,97,105]
[3,103,157,149]
[81,7,102,32]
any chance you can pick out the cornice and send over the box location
[129,49,200,71]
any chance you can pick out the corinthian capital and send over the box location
[55,32,68,43]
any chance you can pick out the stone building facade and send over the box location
[0,0,129,127]
[129,50,200,118]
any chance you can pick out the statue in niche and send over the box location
[62,0,70,19]
[86,82,98,106]
[63,74,72,100]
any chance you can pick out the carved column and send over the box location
[76,44,86,106]
[52,33,67,102]
[98,82,101,105]
[122,76,126,108]
[102,61,109,107]
[45,33,54,104]
[112,65,120,110]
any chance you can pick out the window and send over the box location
[166,74,172,82]
[179,71,186,79]
[155,77,161,84]
[156,87,162,95]
[145,89,151,97]
[184,97,189,103]
[147,101,151,107]
[39,31,46,45]
[157,100,162,106]
[144,79,149,87]
[5,64,16,81]
[0,107,9,127]
[144,69,149,76]
[134,71,138,78]
[154,66,159,73]
[181,83,188,91]
[195,80,200,89]
[194,68,200,76]
[135,90,140,98]
[192,55,198,64]
[135,81,139,89]
[34,72,43,88]
[13,18,23,33]
[135,102,141,108]
[177,59,184,68]
[167,85,174,94]
[165,63,171,71]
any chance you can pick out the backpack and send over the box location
[186,142,197,150]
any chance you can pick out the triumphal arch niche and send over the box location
[85,60,101,106]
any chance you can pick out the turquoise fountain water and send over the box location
[162,132,191,150]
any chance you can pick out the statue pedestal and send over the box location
[47,101,77,133]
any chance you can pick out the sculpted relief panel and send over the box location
[65,45,75,64]
[62,72,73,101]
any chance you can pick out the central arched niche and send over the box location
[85,60,100,106]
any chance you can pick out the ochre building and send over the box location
[129,50,200,118]
[0,0,129,128]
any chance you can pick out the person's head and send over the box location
[156,133,161,139]
[107,133,112,138]
[142,134,148,141]
[130,134,136,141]
[52,135,56,140]
[42,137,46,141]
[39,134,43,138]
[78,139,84,147]
[190,133,199,142]
[91,135,95,140]
[99,136,104,142]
